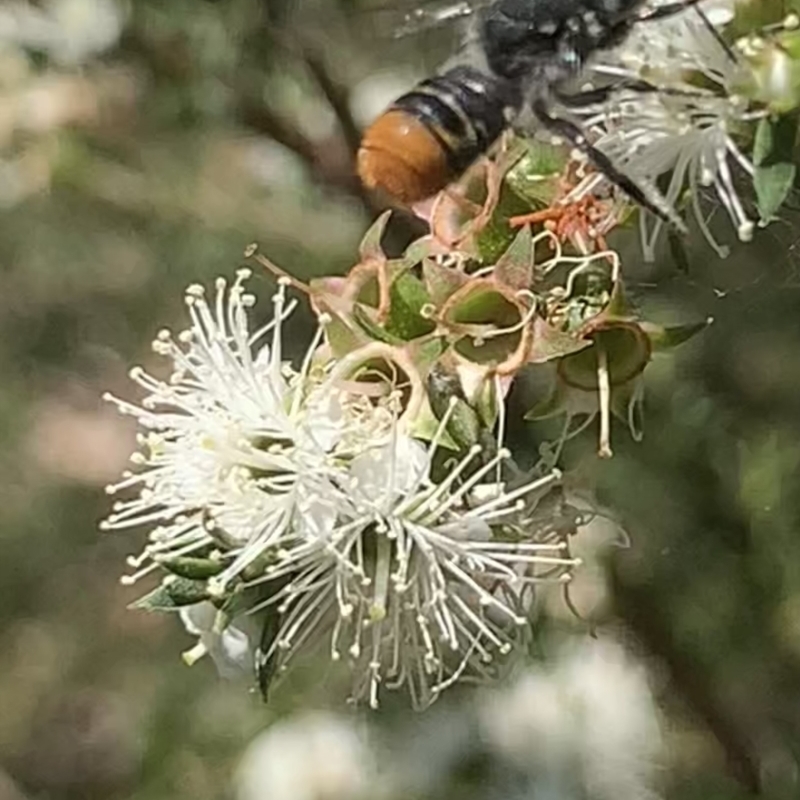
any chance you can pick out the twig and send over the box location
[610,565,761,795]
[237,98,319,168]
[302,48,363,158]
[233,22,425,254]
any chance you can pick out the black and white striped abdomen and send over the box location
[391,65,522,173]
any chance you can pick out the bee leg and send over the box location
[530,98,687,232]
[636,0,706,23]
[556,82,726,113]
[554,81,657,108]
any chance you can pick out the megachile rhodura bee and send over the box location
[358,0,711,223]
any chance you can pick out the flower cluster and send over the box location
[101,0,793,711]
[103,206,709,707]
[102,263,583,708]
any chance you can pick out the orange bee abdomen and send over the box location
[358,110,454,204]
[357,66,521,205]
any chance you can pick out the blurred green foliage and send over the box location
[2,1,800,799]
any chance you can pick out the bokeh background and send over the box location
[1,1,800,798]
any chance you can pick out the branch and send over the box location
[610,565,762,795]
[302,48,363,158]
[235,28,424,254]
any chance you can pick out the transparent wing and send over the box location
[363,0,489,39]
[392,0,482,38]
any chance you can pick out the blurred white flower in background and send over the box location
[232,637,663,800]
[0,0,125,65]
[349,70,424,129]
[479,638,663,800]
[237,712,374,800]
[27,398,134,485]
[0,1,136,207]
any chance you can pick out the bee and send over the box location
[357,0,707,221]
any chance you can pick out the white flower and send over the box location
[102,270,349,593]
[575,0,761,260]
[250,408,579,709]
[179,601,256,679]
[236,712,374,800]
[479,638,663,800]
[103,271,583,706]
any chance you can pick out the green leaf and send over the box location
[446,398,482,449]
[600,278,635,321]
[411,336,448,374]
[475,377,499,429]
[352,304,404,344]
[321,308,368,357]
[475,183,532,264]
[422,258,467,306]
[505,141,566,206]
[641,318,713,351]
[130,584,178,612]
[494,225,533,290]
[156,556,224,580]
[384,272,437,340]
[130,577,210,611]
[730,0,790,38]
[408,397,459,450]
[426,366,480,449]
[445,285,519,327]
[753,114,799,222]
[528,317,591,364]
[558,326,651,391]
[256,610,281,701]
[358,209,391,261]
[401,236,436,268]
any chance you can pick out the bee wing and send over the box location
[365,0,487,39]
[392,0,482,38]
